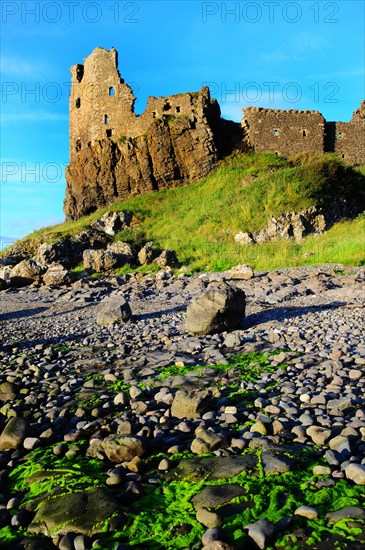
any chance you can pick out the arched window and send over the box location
[104,114,109,124]
[109,86,115,96]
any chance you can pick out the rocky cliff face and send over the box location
[65,114,224,219]
[64,47,244,220]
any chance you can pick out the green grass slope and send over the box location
[7,152,365,271]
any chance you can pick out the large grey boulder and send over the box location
[36,237,85,268]
[87,435,145,462]
[154,249,179,268]
[171,390,212,419]
[186,282,245,335]
[83,249,118,273]
[234,232,255,245]
[107,241,135,265]
[138,242,161,265]
[37,242,61,266]
[91,210,132,236]
[10,259,44,287]
[0,266,12,283]
[43,263,71,286]
[0,277,8,290]
[226,264,254,280]
[0,417,28,450]
[96,296,132,326]
[84,242,135,273]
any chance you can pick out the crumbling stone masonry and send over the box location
[64,47,364,220]
[242,102,365,164]
[65,47,243,219]
[242,108,326,158]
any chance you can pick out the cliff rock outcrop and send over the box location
[64,47,243,219]
[65,110,220,219]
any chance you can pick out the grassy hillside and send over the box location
[7,152,365,271]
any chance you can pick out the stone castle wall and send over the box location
[65,47,364,219]
[69,47,220,164]
[242,102,365,164]
[65,48,232,219]
[241,108,326,157]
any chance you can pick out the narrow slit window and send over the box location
[75,98,81,109]
[338,132,342,138]
[76,139,81,152]
[109,86,115,96]
[302,129,307,137]
[152,112,156,118]
[273,129,279,136]
[104,114,109,124]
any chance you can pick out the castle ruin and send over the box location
[242,103,365,164]
[65,47,364,219]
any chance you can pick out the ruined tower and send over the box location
[65,47,228,219]
[69,47,137,163]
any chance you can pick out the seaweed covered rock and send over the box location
[28,488,122,536]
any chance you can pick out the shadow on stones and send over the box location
[0,332,92,354]
[244,301,346,329]
[0,307,49,321]
[133,305,186,321]
[0,303,94,323]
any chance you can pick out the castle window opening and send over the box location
[106,129,112,137]
[302,129,307,137]
[176,106,181,113]
[152,112,156,118]
[109,86,115,96]
[75,139,81,152]
[104,114,109,124]
[75,98,81,109]
[163,102,171,112]
[338,132,342,138]
[273,129,279,136]
[75,64,84,83]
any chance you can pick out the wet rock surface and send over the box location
[0,264,364,549]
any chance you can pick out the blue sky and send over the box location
[1,0,364,244]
